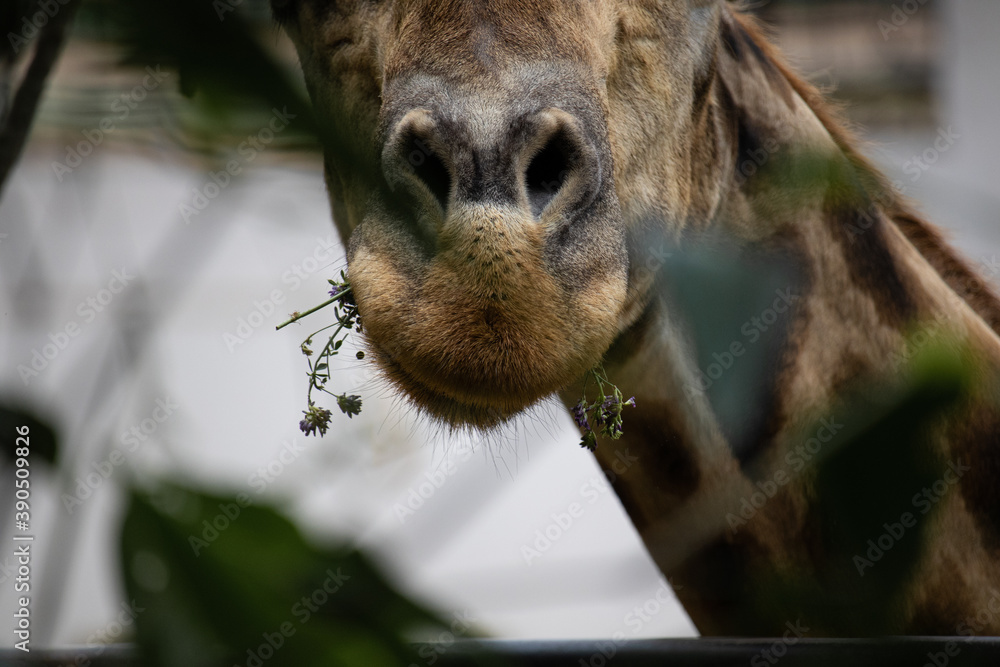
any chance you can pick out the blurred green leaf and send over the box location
[96,0,384,192]
[105,0,315,132]
[658,239,801,463]
[748,339,969,634]
[121,483,500,667]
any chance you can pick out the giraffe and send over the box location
[273,0,1000,635]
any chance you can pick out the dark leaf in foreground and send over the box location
[121,483,504,667]
[747,341,970,634]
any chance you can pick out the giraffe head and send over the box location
[274,0,725,427]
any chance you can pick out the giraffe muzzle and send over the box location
[347,75,629,427]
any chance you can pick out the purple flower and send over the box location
[595,395,619,428]
[299,404,332,437]
[571,400,590,431]
[329,284,345,298]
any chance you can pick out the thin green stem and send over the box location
[275,288,351,331]
[306,327,340,403]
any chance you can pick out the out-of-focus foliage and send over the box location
[102,0,316,134]
[656,222,973,634]
[92,0,384,182]
[741,341,967,634]
[121,483,505,667]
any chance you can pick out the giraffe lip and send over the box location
[353,270,627,428]
[370,337,534,429]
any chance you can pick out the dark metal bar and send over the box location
[3,638,1000,667]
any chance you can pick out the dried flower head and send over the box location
[572,366,635,450]
[336,393,363,418]
[300,404,332,437]
[571,399,590,431]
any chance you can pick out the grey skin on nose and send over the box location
[381,104,603,228]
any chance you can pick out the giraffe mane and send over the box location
[731,7,1000,337]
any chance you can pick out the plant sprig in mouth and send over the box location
[572,365,636,451]
[276,270,364,437]
[278,273,635,445]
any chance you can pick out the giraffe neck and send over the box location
[567,8,1000,636]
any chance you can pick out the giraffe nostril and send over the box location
[404,133,452,212]
[383,110,454,220]
[525,129,574,218]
